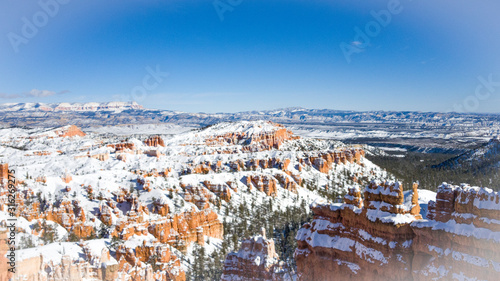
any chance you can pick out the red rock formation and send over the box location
[25,150,52,156]
[296,182,500,281]
[152,197,170,216]
[247,175,278,197]
[35,176,47,183]
[203,181,232,201]
[116,241,185,280]
[412,183,500,281]
[302,148,365,174]
[275,173,298,193]
[410,182,421,218]
[147,208,223,251]
[107,142,135,151]
[204,122,298,151]
[61,173,72,183]
[144,135,165,147]
[343,186,363,208]
[17,198,95,239]
[99,202,115,226]
[182,184,212,209]
[57,125,86,137]
[0,163,8,186]
[221,230,287,281]
[295,181,420,281]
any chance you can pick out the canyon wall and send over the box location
[411,183,500,280]
[295,182,500,281]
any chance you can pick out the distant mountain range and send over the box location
[1,102,499,153]
[0,101,143,112]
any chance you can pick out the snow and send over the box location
[85,123,195,136]
[365,209,417,225]
[122,234,158,249]
[412,219,500,243]
[365,180,402,197]
[357,229,387,245]
[0,120,398,276]
[355,242,388,264]
[296,228,355,252]
[427,244,498,272]
[403,189,436,219]
[17,242,84,264]
[313,220,344,232]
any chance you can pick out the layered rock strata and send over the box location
[411,183,500,280]
[295,182,500,281]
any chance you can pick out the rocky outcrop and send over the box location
[204,122,298,151]
[246,175,278,197]
[203,181,232,202]
[411,183,500,280]
[182,184,213,210]
[116,241,185,281]
[61,173,72,183]
[275,173,298,193]
[107,142,135,152]
[221,230,287,281]
[152,196,170,216]
[295,182,418,281]
[17,198,95,239]
[90,152,110,161]
[144,135,165,147]
[295,182,500,281]
[300,148,365,174]
[56,125,86,137]
[0,163,8,186]
[147,208,223,251]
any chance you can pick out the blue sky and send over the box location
[1,0,499,113]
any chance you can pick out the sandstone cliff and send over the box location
[295,182,500,281]
[411,183,500,280]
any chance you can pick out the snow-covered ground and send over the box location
[0,121,419,276]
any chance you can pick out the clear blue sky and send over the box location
[1,0,499,113]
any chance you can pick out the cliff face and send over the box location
[147,207,223,250]
[411,183,500,281]
[221,231,287,281]
[204,122,298,151]
[295,182,418,281]
[295,182,500,281]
